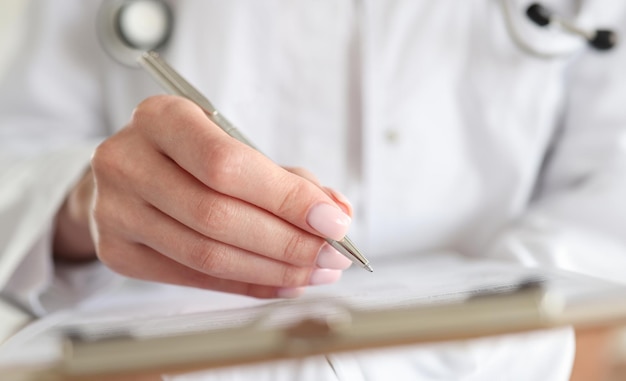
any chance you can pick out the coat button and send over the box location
[384,129,400,143]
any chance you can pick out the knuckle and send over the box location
[132,95,175,122]
[194,195,232,236]
[90,140,119,176]
[276,179,310,218]
[129,96,160,131]
[280,266,309,288]
[131,95,193,136]
[190,239,232,277]
[95,240,128,275]
[91,135,137,184]
[203,143,245,188]
[282,233,314,266]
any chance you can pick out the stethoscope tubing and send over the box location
[98,0,618,67]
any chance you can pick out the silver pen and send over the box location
[138,51,373,272]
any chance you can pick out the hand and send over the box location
[54,95,353,298]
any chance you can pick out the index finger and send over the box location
[133,95,352,241]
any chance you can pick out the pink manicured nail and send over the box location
[309,269,342,285]
[277,287,305,299]
[316,243,353,270]
[306,203,351,241]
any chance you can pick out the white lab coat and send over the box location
[1,0,626,379]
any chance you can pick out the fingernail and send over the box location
[326,187,353,216]
[306,203,351,241]
[309,269,342,285]
[277,287,305,299]
[316,243,353,270]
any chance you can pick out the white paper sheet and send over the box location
[0,252,622,369]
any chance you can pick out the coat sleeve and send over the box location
[484,5,626,285]
[0,0,119,315]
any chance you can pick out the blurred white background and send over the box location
[0,0,28,80]
[0,0,37,343]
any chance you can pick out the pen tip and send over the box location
[364,264,374,273]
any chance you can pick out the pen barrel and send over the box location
[326,237,371,271]
[206,111,259,151]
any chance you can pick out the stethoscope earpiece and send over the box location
[98,0,173,67]
[115,0,173,51]
[526,2,617,51]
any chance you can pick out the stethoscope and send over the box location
[499,0,617,58]
[98,0,618,67]
[97,0,173,67]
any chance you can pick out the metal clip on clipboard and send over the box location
[33,283,553,381]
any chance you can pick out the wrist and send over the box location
[53,169,97,262]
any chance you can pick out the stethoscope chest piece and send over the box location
[526,3,617,51]
[500,0,618,58]
[98,0,173,67]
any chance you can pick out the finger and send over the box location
[128,147,350,269]
[283,167,353,216]
[92,120,352,271]
[98,239,307,299]
[131,203,342,288]
[95,185,345,287]
[133,96,352,241]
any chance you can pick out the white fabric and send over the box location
[2,0,626,379]
[161,328,574,381]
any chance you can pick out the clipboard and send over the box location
[4,254,626,380]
